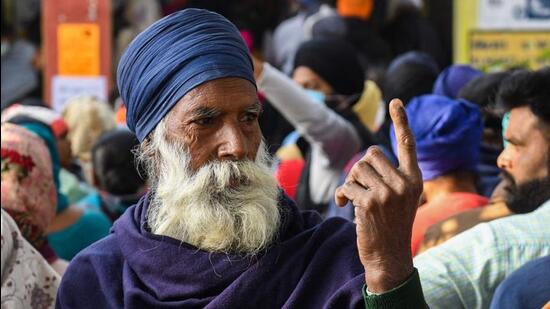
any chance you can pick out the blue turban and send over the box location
[433,65,482,99]
[117,9,256,141]
[390,94,483,181]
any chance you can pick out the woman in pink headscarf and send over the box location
[1,123,68,275]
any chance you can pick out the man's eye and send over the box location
[194,117,214,125]
[241,112,259,122]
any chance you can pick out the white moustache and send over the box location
[145,123,281,255]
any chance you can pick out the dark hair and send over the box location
[92,129,145,195]
[460,72,509,109]
[293,38,365,96]
[382,61,438,105]
[497,67,550,126]
[459,71,511,144]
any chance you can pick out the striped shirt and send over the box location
[414,200,550,309]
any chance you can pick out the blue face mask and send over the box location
[304,89,326,105]
[502,112,510,148]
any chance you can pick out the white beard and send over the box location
[145,125,281,255]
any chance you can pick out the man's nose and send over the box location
[497,147,512,171]
[218,123,247,161]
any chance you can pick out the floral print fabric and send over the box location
[1,210,60,309]
[1,123,57,249]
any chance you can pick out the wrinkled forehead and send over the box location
[166,77,260,120]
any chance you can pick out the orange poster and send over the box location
[57,23,100,76]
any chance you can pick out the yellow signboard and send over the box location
[454,0,550,69]
[57,23,100,76]
[470,31,550,70]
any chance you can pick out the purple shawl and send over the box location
[56,193,366,308]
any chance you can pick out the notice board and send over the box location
[454,0,550,69]
[470,31,550,70]
[43,0,111,110]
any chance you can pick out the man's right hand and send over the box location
[335,99,423,293]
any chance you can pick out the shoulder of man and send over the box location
[57,234,123,308]
[416,203,550,308]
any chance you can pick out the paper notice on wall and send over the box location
[52,76,107,112]
[478,0,550,30]
[57,23,100,76]
[470,31,550,70]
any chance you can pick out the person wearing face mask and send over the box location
[253,38,377,214]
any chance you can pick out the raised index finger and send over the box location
[389,99,419,177]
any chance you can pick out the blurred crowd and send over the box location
[1,0,549,308]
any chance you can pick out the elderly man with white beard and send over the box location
[56,9,425,308]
